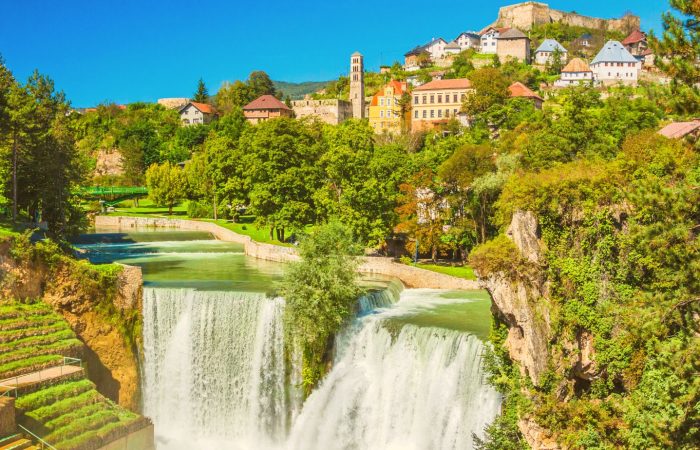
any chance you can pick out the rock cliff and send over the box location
[0,237,143,411]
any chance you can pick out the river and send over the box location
[76,228,500,450]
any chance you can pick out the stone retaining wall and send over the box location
[0,397,15,437]
[94,216,480,290]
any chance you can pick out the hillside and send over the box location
[273,80,331,99]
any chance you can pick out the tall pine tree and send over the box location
[193,78,209,103]
[651,0,700,86]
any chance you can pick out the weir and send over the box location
[81,230,500,450]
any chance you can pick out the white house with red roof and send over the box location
[480,27,507,54]
[179,102,218,126]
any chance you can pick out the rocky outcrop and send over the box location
[42,264,143,411]
[482,211,551,385]
[518,417,562,450]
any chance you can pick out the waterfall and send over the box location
[286,316,501,450]
[142,285,500,450]
[142,288,290,449]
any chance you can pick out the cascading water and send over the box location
[142,288,290,450]
[286,289,501,450]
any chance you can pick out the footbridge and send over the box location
[77,186,148,207]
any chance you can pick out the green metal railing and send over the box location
[18,424,57,450]
[0,357,83,398]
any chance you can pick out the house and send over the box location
[445,41,462,55]
[429,70,447,80]
[404,38,448,69]
[454,32,481,51]
[480,27,506,54]
[380,66,391,74]
[578,33,593,48]
[555,58,594,87]
[411,78,473,132]
[497,28,531,63]
[658,120,700,140]
[179,102,218,126]
[291,98,353,125]
[508,82,544,109]
[242,95,293,124]
[534,39,568,66]
[590,40,641,86]
[622,30,648,56]
[622,30,655,67]
[369,80,410,135]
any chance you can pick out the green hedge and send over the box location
[16,380,95,411]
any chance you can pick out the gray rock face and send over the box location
[484,210,551,385]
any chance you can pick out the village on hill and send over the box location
[148,1,669,137]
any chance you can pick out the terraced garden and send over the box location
[0,302,83,380]
[15,379,147,450]
[0,301,152,449]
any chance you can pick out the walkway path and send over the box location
[0,365,83,394]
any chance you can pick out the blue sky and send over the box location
[0,0,670,106]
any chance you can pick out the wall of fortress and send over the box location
[291,99,353,125]
[495,2,639,33]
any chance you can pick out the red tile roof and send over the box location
[480,26,510,36]
[243,95,290,111]
[189,102,216,114]
[370,81,407,106]
[658,120,700,139]
[414,78,472,91]
[622,30,647,46]
[508,82,543,101]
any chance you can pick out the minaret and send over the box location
[350,51,365,119]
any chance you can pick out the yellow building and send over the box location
[368,80,410,134]
[411,78,472,132]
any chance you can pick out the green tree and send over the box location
[651,0,700,87]
[193,78,209,103]
[545,47,565,75]
[215,80,252,113]
[281,221,361,394]
[239,118,324,241]
[463,68,510,117]
[247,71,276,99]
[145,161,186,214]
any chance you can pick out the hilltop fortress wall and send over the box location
[492,2,639,33]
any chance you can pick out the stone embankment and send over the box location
[95,216,480,290]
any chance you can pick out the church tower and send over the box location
[350,52,365,119]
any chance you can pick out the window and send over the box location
[380,111,384,118]
[453,108,458,115]
[414,110,418,118]
[445,109,449,117]
[437,94,442,103]
[380,98,384,106]
[453,94,458,103]
[461,94,466,101]
[438,110,442,118]
[430,110,434,118]
[430,95,434,103]
[414,96,419,105]
[422,110,427,118]
[422,95,427,104]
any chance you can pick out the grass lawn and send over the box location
[105,201,297,247]
[412,262,477,280]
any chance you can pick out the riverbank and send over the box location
[94,216,480,290]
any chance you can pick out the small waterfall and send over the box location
[358,279,403,314]
[142,288,289,449]
[286,318,501,450]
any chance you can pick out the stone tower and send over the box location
[350,51,365,119]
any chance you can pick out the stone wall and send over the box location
[94,216,480,290]
[291,99,353,125]
[0,397,15,437]
[494,2,639,33]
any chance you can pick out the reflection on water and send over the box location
[75,229,285,293]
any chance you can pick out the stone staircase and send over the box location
[0,433,40,450]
